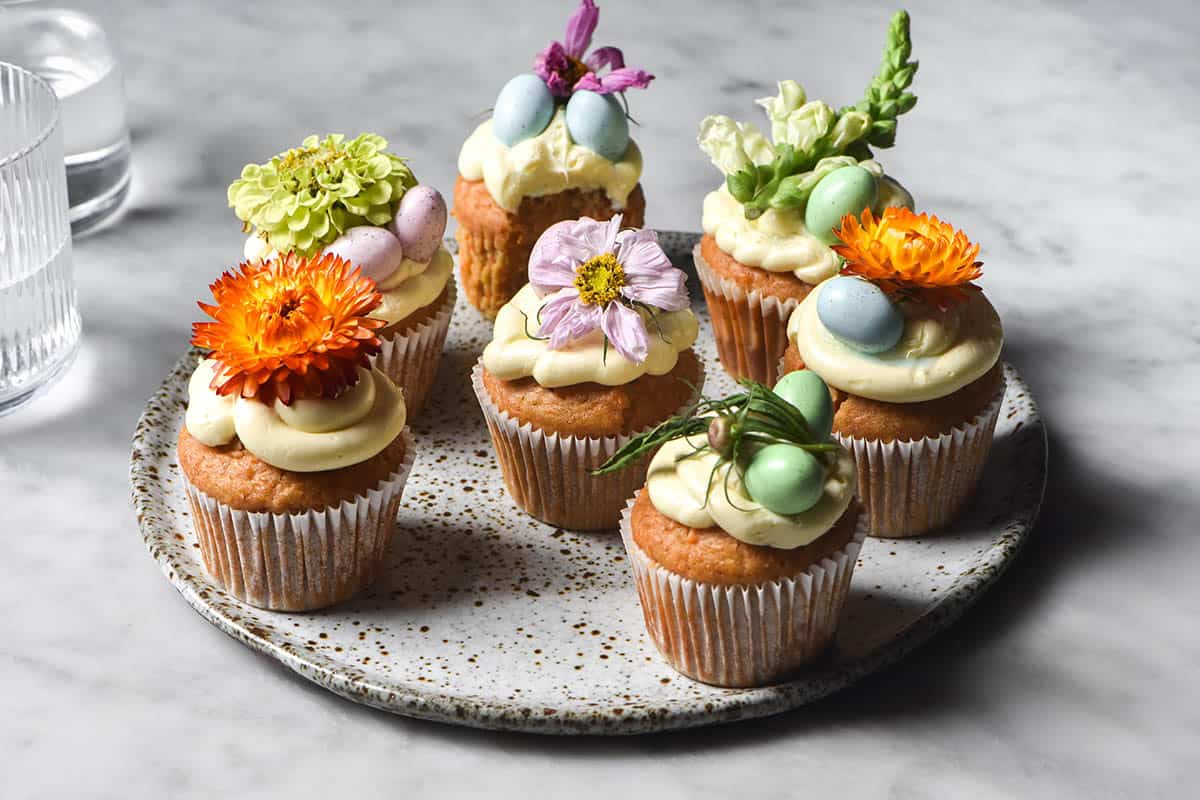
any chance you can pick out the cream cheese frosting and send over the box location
[788,280,1003,403]
[185,359,407,472]
[646,434,856,549]
[458,110,642,213]
[481,284,698,388]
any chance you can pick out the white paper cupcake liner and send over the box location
[693,242,801,386]
[835,379,1006,539]
[374,280,456,419]
[182,430,416,611]
[619,492,868,687]
[471,360,704,532]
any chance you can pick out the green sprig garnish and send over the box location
[728,10,918,219]
[593,379,837,476]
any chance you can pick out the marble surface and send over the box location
[1,0,1196,796]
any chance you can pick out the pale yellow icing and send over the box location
[184,359,407,472]
[481,284,698,388]
[787,280,1003,403]
[646,435,856,549]
[373,247,453,326]
[457,110,642,213]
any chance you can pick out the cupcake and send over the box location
[694,10,919,385]
[598,374,865,687]
[473,215,701,531]
[179,253,416,611]
[781,207,1005,538]
[454,0,652,318]
[228,132,454,417]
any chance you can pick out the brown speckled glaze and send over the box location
[129,232,1047,736]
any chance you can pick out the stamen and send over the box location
[573,252,626,306]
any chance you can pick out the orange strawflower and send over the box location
[832,207,983,306]
[192,252,385,405]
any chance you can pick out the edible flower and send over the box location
[832,207,982,306]
[192,252,385,405]
[533,0,654,98]
[528,215,687,364]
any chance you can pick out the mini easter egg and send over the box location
[805,165,879,245]
[492,74,555,147]
[744,444,825,516]
[243,234,273,263]
[816,276,905,354]
[773,369,834,440]
[874,174,914,213]
[564,90,629,161]
[389,185,447,263]
[323,225,405,283]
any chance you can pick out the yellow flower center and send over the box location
[574,253,626,306]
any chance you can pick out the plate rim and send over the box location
[130,243,1047,735]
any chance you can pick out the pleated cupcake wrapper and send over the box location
[373,280,456,419]
[471,360,705,532]
[693,242,800,386]
[182,430,416,612]
[835,380,1006,539]
[619,492,868,688]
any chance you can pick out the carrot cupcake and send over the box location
[228,132,454,417]
[179,253,416,611]
[781,207,1004,538]
[454,0,652,318]
[598,374,865,687]
[473,215,701,531]
[695,10,918,385]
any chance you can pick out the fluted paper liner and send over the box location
[182,431,416,612]
[471,361,704,532]
[374,281,456,419]
[693,242,801,386]
[620,492,868,687]
[835,380,1006,539]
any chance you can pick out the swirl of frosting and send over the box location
[787,280,1003,403]
[185,359,407,472]
[373,247,453,326]
[482,284,698,387]
[458,109,642,214]
[646,435,856,549]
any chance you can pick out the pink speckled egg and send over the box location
[323,226,405,283]
[389,185,447,264]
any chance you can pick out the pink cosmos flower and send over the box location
[528,215,688,365]
[533,0,654,98]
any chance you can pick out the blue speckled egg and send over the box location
[805,165,879,245]
[773,370,834,440]
[817,276,905,354]
[744,444,825,516]
[492,74,555,147]
[564,90,629,161]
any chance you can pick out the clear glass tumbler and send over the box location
[0,5,131,235]
[0,60,80,416]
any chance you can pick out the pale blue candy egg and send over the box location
[817,276,904,354]
[492,74,555,147]
[805,165,879,245]
[564,90,629,161]
[773,369,834,440]
[744,444,826,516]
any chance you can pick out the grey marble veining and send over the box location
[1,0,1197,797]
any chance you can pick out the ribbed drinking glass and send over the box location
[0,60,79,416]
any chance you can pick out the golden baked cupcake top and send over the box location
[187,252,406,472]
[697,10,919,282]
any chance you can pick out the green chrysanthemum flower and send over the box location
[227,133,417,256]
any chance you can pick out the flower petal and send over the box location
[533,42,575,98]
[529,220,585,292]
[601,302,649,364]
[586,45,625,71]
[615,229,690,312]
[563,0,599,59]
[540,290,602,350]
[576,67,654,94]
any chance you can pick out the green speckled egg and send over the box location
[744,444,825,516]
[805,165,879,245]
[773,370,834,440]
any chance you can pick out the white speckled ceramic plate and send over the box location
[130,231,1046,735]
